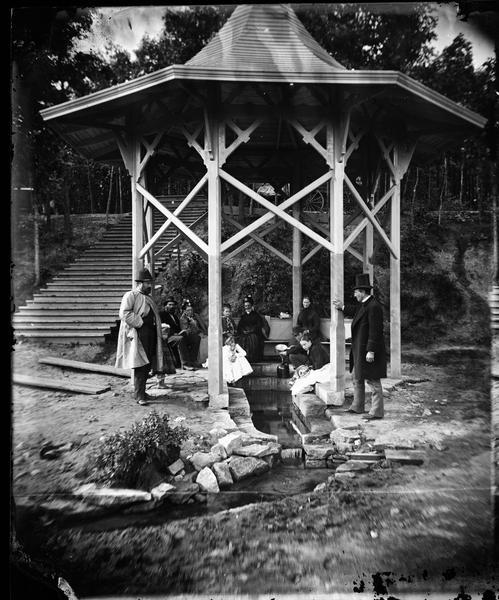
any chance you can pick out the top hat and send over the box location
[135,268,153,282]
[243,295,254,305]
[352,273,373,291]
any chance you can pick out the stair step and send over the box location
[14,323,113,331]
[44,284,129,290]
[14,309,119,317]
[14,332,109,343]
[33,291,123,298]
[13,315,119,323]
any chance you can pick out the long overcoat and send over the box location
[346,296,387,380]
[115,290,164,372]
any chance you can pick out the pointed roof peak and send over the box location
[185,4,345,73]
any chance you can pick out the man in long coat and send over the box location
[115,268,164,405]
[333,273,387,420]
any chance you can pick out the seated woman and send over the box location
[236,295,269,363]
[276,326,309,368]
[290,332,331,396]
[296,295,321,341]
[222,335,253,385]
[178,300,207,370]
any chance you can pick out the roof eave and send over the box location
[40,66,486,131]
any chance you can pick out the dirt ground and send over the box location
[10,339,498,598]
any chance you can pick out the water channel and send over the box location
[64,373,333,532]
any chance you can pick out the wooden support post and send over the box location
[364,201,374,281]
[142,171,154,277]
[131,138,143,284]
[292,171,302,320]
[328,119,346,404]
[390,147,402,378]
[206,112,226,407]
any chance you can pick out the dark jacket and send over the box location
[307,340,330,370]
[160,309,182,335]
[296,306,321,340]
[345,296,387,380]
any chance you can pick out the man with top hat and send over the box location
[115,268,165,406]
[333,273,387,420]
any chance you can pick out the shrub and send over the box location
[87,410,189,488]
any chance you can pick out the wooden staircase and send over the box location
[13,197,207,344]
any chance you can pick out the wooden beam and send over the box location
[220,170,334,253]
[287,118,329,165]
[390,146,403,378]
[222,214,292,265]
[221,221,282,263]
[328,118,345,404]
[291,170,302,319]
[39,357,130,378]
[139,130,164,174]
[221,118,264,165]
[13,374,111,395]
[154,212,208,260]
[344,174,397,258]
[136,183,209,255]
[343,185,396,250]
[131,137,142,283]
[139,174,208,258]
[206,111,225,406]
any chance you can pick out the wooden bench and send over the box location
[262,317,352,358]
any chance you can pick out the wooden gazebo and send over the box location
[40,4,486,407]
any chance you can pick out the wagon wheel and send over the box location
[303,189,325,212]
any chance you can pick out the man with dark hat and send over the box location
[115,268,165,406]
[333,273,387,420]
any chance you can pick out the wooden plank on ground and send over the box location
[13,374,111,395]
[385,449,426,465]
[39,357,130,378]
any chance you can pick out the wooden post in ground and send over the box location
[328,118,346,404]
[292,170,302,320]
[206,112,225,407]
[130,139,143,284]
[364,195,374,280]
[143,171,154,277]
[390,146,401,378]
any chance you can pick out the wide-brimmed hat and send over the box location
[135,268,153,282]
[352,273,373,291]
[165,297,178,305]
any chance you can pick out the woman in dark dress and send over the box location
[296,295,321,340]
[236,296,269,363]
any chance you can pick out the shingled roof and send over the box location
[185,4,345,73]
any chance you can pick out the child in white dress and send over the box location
[222,335,253,384]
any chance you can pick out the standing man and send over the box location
[115,268,164,406]
[333,273,387,420]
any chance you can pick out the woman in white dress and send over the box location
[222,335,253,384]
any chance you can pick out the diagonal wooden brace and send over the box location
[221,118,263,166]
[343,185,396,250]
[139,131,164,174]
[222,213,292,265]
[182,124,205,161]
[220,169,334,253]
[139,174,208,258]
[344,174,397,258]
[136,183,208,255]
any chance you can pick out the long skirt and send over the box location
[238,332,263,362]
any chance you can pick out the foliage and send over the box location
[87,410,188,488]
[297,4,437,73]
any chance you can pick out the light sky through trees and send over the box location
[76,3,495,69]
